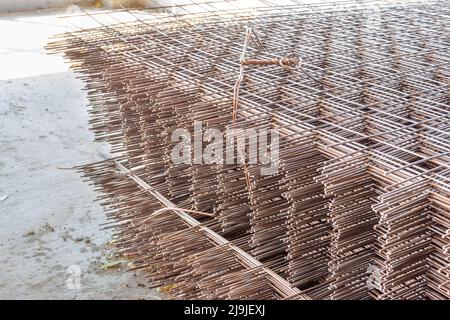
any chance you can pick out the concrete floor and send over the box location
[0,9,162,299]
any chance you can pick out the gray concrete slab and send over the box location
[0,9,162,299]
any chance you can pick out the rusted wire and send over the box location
[47,0,450,300]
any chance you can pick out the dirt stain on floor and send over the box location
[0,9,162,300]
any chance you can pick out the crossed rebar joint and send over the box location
[232,27,301,123]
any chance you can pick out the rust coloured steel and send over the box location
[47,0,450,299]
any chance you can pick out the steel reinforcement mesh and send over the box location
[47,0,449,299]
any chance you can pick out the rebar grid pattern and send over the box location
[47,0,449,299]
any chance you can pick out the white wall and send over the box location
[0,0,268,14]
[0,1,92,12]
[0,0,149,12]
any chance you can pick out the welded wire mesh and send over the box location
[47,0,449,299]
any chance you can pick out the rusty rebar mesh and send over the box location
[47,0,449,299]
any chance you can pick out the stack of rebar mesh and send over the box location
[47,0,449,299]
